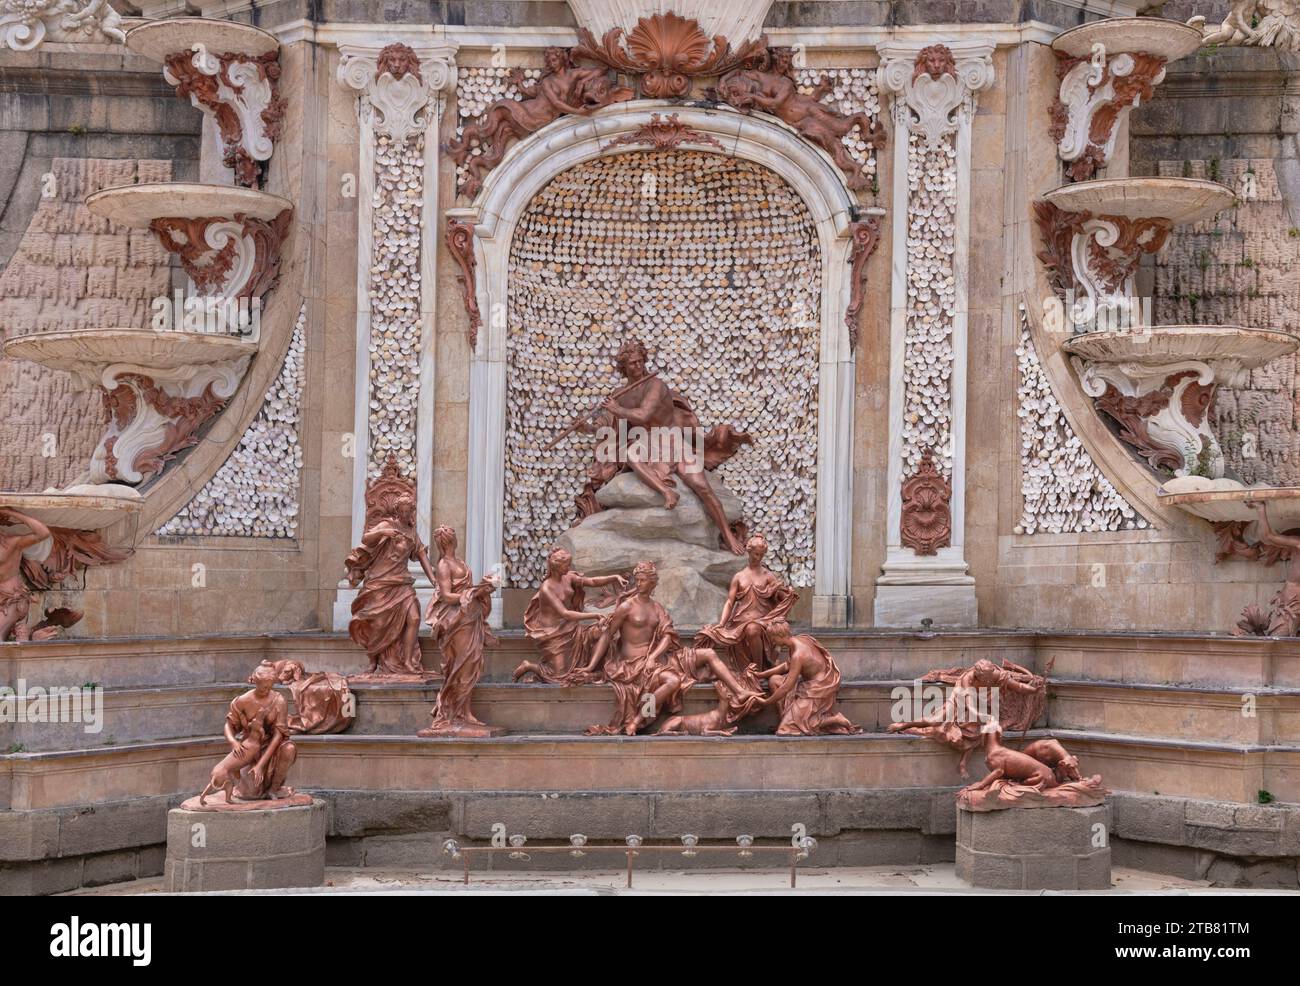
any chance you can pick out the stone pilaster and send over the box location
[874,41,994,628]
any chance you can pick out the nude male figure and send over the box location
[578,337,744,554]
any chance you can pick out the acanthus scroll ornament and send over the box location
[445,218,482,352]
[1050,50,1167,183]
[844,215,883,351]
[1072,358,1222,478]
[163,48,285,187]
[601,112,725,152]
[150,209,293,304]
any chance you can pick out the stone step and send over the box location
[4,729,1299,812]
[10,628,1300,692]
[6,677,1300,752]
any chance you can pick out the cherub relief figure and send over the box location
[345,455,438,679]
[756,620,861,735]
[198,662,298,807]
[448,47,634,197]
[714,47,884,191]
[697,532,797,671]
[419,525,504,737]
[513,546,625,683]
[887,657,1046,776]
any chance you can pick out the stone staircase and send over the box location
[3,629,1300,892]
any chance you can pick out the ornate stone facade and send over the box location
[158,304,306,538]
[1015,309,1143,535]
[338,43,455,485]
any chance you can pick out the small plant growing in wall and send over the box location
[1209,158,1222,183]
[67,124,87,136]
[1258,789,1275,804]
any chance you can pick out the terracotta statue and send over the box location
[345,455,438,680]
[265,659,355,734]
[448,48,634,197]
[578,560,677,734]
[419,525,504,737]
[0,508,51,642]
[195,662,306,809]
[565,336,751,551]
[756,620,862,735]
[513,546,625,683]
[888,658,1047,776]
[651,646,767,736]
[697,532,797,671]
[714,48,884,191]
[1241,500,1300,635]
[957,721,1107,811]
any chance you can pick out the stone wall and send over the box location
[0,158,174,492]
[0,45,200,492]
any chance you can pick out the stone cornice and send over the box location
[275,20,1091,51]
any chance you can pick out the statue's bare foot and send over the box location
[662,488,680,510]
[722,530,744,555]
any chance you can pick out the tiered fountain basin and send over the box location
[1049,18,1205,182]
[126,18,283,189]
[86,182,293,308]
[1036,173,1289,480]
[3,327,258,488]
[1051,17,1205,61]
[125,17,279,62]
[1062,325,1298,375]
[1157,478,1300,526]
[1042,176,1235,225]
[3,328,258,387]
[87,183,289,227]
[0,487,142,533]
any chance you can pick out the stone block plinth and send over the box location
[163,798,326,892]
[955,803,1112,890]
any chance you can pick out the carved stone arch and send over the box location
[451,99,875,625]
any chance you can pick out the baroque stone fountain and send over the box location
[1036,17,1300,528]
[0,18,289,543]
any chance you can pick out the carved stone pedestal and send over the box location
[163,797,326,892]
[955,803,1111,890]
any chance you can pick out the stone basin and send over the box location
[3,328,258,387]
[1052,17,1205,62]
[86,182,292,228]
[126,17,279,63]
[1157,478,1300,526]
[1042,177,1235,225]
[0,488,142,532]
[1062,325,1297,374]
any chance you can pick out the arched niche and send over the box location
[451,100,866,625]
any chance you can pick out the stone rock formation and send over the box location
[555,471,745,628]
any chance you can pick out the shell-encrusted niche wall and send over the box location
[503,149,822,588]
